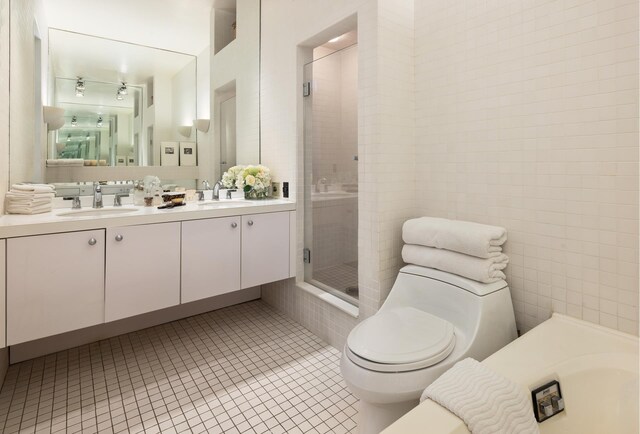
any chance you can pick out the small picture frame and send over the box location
[161,142,179,166]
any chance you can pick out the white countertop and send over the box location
[0,199,296,238]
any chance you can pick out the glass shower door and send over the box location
[303,44,358,305]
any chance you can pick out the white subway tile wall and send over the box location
[261,0,417,350]
[262,0,638,346]
[414,0,639,334]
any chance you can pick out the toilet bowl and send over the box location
[340,265,517,434]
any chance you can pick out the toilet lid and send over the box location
[348,307,455,366]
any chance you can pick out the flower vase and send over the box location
[245,188,269,200]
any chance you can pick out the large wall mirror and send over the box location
[7,0,261,191]
[46,29,197,178]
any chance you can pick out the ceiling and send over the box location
[49,29,195,85]
[43,0,214,55]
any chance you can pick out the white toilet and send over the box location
[340,265,517,434]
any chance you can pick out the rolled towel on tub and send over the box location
[421,358,539,434]
[403,217,507,259]
[402,244,508,284]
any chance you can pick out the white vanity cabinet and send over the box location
[105,222,181,322]
[6,230,105,345]
[241,212,290,288]
[181,216,241,303]
[0,240,5,348]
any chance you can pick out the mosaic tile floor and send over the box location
[313,263,358,302]
[0,301,358,433]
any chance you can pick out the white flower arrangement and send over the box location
[221,165,245,190]
[221,164,272,198]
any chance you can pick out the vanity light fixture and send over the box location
[75,77,85,97]
[177,125,192,138]
[71,116,78,127]
[96,116,103,128]
[193,119,210,133]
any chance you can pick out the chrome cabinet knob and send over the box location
[231,222,238,228]
[88,238,97,246]
[247,220,254,226]
[115,234,124,242]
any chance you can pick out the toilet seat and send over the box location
[347,307,456,373]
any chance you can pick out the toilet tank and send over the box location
[382,265,517,359]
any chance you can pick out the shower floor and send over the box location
[313,262,358,301]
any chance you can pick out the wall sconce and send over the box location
[96,116,103,128]
[177,125,192,138]
[71,116,78,127]
[43,106,65,131]
[193,119,210,133]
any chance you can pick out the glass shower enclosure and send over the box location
[303,43,358,305]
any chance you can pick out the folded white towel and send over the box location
[6,203,52,215]
[421,358,539,434]
[402,244,508,283]
[403,217,507,259]
[5,191,55,202]
[11,183,55,193]
[46,159,84,167]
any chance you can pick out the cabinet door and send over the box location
[0,240,5,348]
[182,217,241,303]
[241,212,290,288]
[106,222,180,322]
[7,230,105,345]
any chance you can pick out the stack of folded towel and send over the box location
[402,217,508,283]
[46,159,84,167]
[5,183,56,215]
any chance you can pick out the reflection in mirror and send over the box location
[219,96,236,174]
[50,78,143,166]
[46,29,197,174]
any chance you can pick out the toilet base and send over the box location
[357,398,419,434]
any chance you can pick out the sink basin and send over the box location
[198,200,248,208]
[58,207,139,217]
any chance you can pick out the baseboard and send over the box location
[9,287,260,364]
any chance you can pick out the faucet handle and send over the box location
[113,193,128,207]
[72,196,82,209]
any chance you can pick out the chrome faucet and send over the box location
[212,180,223,200]
[93,183,103,209]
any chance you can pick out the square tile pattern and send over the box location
[0,301,358,433]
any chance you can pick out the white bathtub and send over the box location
[383,314,639,434]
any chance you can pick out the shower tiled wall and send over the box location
[414,0,639,335]
[261,0,416,349]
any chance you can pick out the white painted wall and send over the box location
[8,0,48,185]
[211,0,260,182]
[0,0,9,214]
